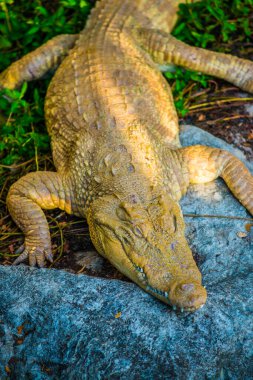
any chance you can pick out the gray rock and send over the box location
[0,126,252,379]
[74,250,105,272]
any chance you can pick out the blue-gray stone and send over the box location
[0,126,252,379]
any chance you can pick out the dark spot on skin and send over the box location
[129,194,138,204]
[117,144,127,153]
[109,116,116,128]
[113,70,120,77]
[90,122,97,130]
[128,164,135,173]
[96,121,102,129]
[173,215,177,232]
[170,241,177,250]
[93,100,99,109]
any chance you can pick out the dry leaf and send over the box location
[198,114,205,121]
[247,130,253,140]
[237,231,247,238]
[17,325,23,335]
[9,244,15,254]
[245,223,253,232]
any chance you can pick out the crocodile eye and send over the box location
[134,226,143,237]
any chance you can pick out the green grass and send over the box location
[173,0,253,48]
[0,0,92,171]
[168,0,253,116]
[0,0,252,170]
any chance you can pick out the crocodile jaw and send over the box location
[87,194,207,312]
[93,231,207,312]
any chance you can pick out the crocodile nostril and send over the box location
[180,283,195,292]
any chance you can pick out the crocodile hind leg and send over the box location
[7,171,73,267]
[180,145,253,215]
[134,29,253,93]
[0,34,78,90]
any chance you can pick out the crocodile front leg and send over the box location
[7,171,73,267]
[180,145,253,215]
[0,34,78,90]
[134,29,253,93]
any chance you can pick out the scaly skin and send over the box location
[1,0,253,312]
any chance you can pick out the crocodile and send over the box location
[1,0,253,312]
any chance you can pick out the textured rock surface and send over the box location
[0,126,252,379]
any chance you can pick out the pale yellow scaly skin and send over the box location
[1,0,253,312]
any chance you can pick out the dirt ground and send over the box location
[0,49,253,280]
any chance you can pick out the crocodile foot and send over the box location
[13,243,53,268]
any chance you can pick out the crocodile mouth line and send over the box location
[119,238,204,312]
[131,259,200,312]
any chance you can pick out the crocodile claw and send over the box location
[13,243,53,267]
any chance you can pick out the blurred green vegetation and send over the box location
[0,0,252,169]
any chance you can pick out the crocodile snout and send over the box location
[169,281,207,311]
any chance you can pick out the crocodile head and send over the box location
[87,193,207,312]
